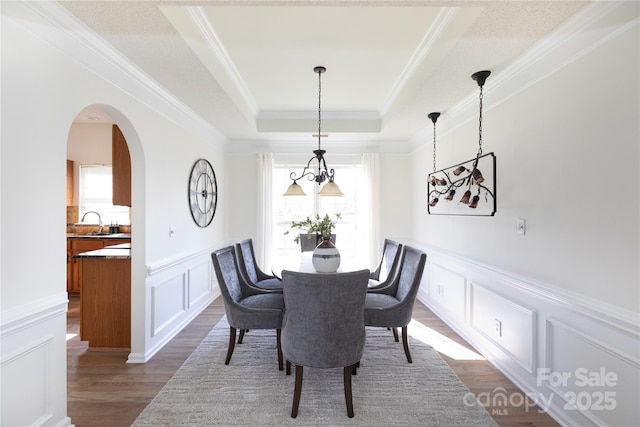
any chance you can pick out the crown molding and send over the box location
[408,0,638,152]
[3,1,226,143]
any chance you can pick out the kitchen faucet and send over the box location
[81,211,103,233]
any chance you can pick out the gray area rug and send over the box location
[132,316,497,426]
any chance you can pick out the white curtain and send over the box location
[257,153,274,269]
[358,153,380,268]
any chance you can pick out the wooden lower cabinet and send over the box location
[79,257,131,349]
[67,238,130,294]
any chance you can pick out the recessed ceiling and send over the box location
[63,1,587,150]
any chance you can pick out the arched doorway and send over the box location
[66,103,145,377]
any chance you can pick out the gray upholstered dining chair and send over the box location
[235,238,283,292]
[280,269,370,418]
[364,245,427,363]
[368,239,402,289]
[211,245,285,370]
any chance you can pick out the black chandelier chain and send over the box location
[432,119,437,173]
[477,84,484,157]
[317,67,322,151]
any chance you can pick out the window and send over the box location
[79,165,130,225]
[273,164,361,262]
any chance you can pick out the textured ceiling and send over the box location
[61,0,587,150]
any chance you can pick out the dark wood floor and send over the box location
[67,295,560,426]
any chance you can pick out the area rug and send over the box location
[132,316,497,426]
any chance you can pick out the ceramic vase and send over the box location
[312,237,341,273]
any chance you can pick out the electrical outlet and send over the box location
[494,319,502,337]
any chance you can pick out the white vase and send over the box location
[312,238,341,273]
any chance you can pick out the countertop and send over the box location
[67,233,131,239]
[73,243,131,259]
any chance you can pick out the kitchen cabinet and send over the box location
[79,256,131,349]
[67,237,130,294]
[112,124,131,206]
[66,159,74,206]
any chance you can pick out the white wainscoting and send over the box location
[0,294,72,427]
[414,244,640,427]
[132,248,220,363]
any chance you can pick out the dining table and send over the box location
[272,252,367,277]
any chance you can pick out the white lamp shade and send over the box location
[283,182,307,196]
[318,181,344,197]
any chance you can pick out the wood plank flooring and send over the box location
[67,295,560,426]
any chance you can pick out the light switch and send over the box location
[516,219,526,235]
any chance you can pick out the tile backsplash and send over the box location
[66,205,131,234]
[66,206,78,224]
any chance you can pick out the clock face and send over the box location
[188,159,217,227]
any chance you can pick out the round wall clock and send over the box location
[188,158,217,227]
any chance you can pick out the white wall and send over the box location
[379,154,413,243]
[67,123,112,164]
[410,3,639,425]
[412,3,639,313]
[1,3,225,426]
[226,153,260,245]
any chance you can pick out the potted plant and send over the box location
[285,213,342,272]
[285,213,342,244]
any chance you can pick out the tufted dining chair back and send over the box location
[280,268,370,418]
[364,245,427,363]
[211,245,284,369]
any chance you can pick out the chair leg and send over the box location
[276,329,283,371]
[401,326,412,363]
[225,327,236,365]
[392,327,399,342]
[291,365,303,418]
[343,365,355,418]
[286,360,291,375]
[238,329,245,344]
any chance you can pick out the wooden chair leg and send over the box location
[286,360,291,375]
[238,329,245,344]
[276,329,283,371]
[225,327,236,365]
[392,327,399,342]
[291,365,303,418]
[401,326,412,363]
[343,365,355,418]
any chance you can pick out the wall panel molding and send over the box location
[129,250,218,363]
[413,242,640,427]
[1,294,68,338]
[0,297,70,427]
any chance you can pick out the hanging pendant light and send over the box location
[283,66,343,197]
[427,70,496,216]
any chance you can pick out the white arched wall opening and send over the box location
[68,104,147,359]
[100,105,147,361]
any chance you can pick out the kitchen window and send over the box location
[78,165,130,226]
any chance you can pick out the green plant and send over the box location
[285,213,342,244]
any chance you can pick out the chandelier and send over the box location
[427,70,496,216]
[283,66,343,197]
